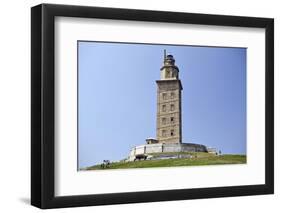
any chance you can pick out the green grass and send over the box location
[85,154,246,170]
[149,152,214,158]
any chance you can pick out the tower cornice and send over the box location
[156,79,183,90]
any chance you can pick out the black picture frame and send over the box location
[31,3,274,209]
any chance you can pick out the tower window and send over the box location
[170,92,175,99]
[166,70,170,78]
[171,129,174,136]
[162,130,167,137]
[162,105,166,112]
[170,104,175,111]
[162,117,166,125]
[170,117,174,123]
[162,93,167,100]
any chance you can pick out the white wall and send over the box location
[0,0,279,212]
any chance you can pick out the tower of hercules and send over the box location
[156,51,183,144]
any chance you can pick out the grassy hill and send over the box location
[85,153,246,170]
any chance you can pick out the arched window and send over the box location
[162,130,167,137]
[162,93,167,100]
[162,117,166,125]
[166,70,170,78]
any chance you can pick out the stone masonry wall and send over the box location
[128,143,208,161]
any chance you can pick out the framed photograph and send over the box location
[31,3,274,209]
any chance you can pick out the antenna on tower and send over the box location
[164,49,167,59]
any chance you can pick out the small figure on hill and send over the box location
[100,160,110,169]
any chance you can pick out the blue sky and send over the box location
[78,41,246,169]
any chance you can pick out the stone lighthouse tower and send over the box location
[156,50,183,144]
[128,51,209,161]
